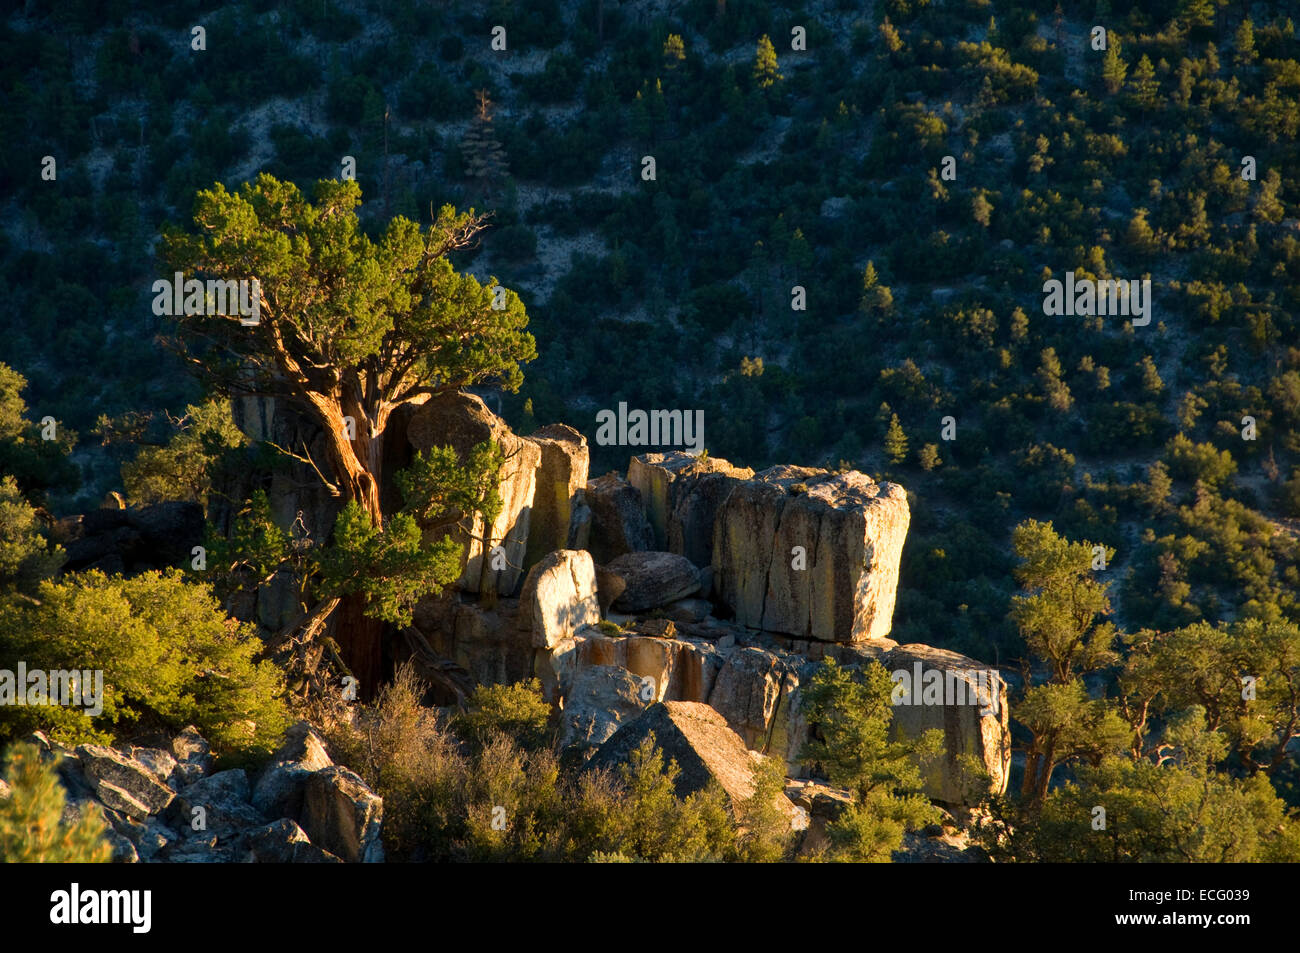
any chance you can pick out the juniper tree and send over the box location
[663,34,685,68]
[1010,520,1125,801]
[799,660,943,861]
[161,174,535,693]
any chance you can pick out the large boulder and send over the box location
[301,766,384,863]
[168,725,213,788]
[712,467,910,642]
[605,551,701,613]
[558,665,648,750]
[76,745,175,818]
[628,451,754,564]
[884,644,1011,805]
[516,550,602,649]
[585,472,654,564]
[407,391,542,596]
[252,721,334,820]
[524,425,590,571]
[172,769,267,838]
[583,701,798,821]
[707,647,787,751]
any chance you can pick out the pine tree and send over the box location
[878,16,903,54]
[798,660,942,862]
[918,444,941,471]
[663,34,685,68]
[1254,168,1284,224]
[461,90,509,194]
[1102,41,1128,95]
[1126,207,1157,258]
[1128,54,1158,110]
[884,414,909,464]
[859,261,894,316]
[0,744,111,863]
[752,34,782,88]
[1235,18,1256,66]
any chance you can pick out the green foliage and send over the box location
[0,570,289,755]
[0,476,64,594]
[0,743,111,863]
[734,753,797,862]
[121,399,245,506]
[799,659,943,860]
[984,712,1300,862]
[395,441,504,530]
[1163,433,1238,488]
[327,669,746,863]
[884,413,909,465]
[1010,520,1118,681]
[753,35,782,89]
[454,679,552,752]
[1102,41,1127,95]
[316,503,461,627]
[210,490,292,583]
[1120,619,1300,772]
[0,363,78,505]
[160,173,535,404]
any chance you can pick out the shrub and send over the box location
[0,743,111,863]
[454,679,552,752]
[0,570,289,755]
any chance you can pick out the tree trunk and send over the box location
[304,389,395,699]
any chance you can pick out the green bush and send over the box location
[0,570,289,755]
[0,743,111,863]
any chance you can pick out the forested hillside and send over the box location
[2,0,1299,866]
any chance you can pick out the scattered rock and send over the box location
[240,818,342,864]
[76,745,175,817]
[170,726,214,773]
[605,551,701,612]
[253,722,333,821]
[174,769,267,838]
[301,766,384,864]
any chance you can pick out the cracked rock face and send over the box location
[711,467,910,642]
[407,390,541,596]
